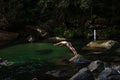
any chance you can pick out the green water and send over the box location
[0,43,73,63]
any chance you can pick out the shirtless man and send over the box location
[54,41,78,56]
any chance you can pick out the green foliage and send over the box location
[53,26,65,37]
[80,0,92,9]
[0,0,120,40]
[63,27,85,39]
[64,30,74,38]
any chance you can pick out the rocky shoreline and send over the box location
[1,54,120,80]
[0,30,120,80]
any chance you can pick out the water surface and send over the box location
[0,43,73,63]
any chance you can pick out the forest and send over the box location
[0,0,120,41]
[0,0,120,80]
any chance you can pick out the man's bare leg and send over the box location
[70,48,78,56]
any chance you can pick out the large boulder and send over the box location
[96,67,113,80]
[69,67,95,80]
[88,60,104,72]
[69,60,104,80]
[96,65,120,80]
[82,40,120,52]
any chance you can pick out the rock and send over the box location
[46,69,68,78]
[102,40,119,49]
[107,75,120,80]
[96,67,113,80]
[88,60,104,72]
[111,65,120,74]
[82,40,120,52]
[96,64,120,80]
[69,54,91,64]
[32,78,38,80]
[26,35,34,42]
[69,67,95,80]
[0,30,19,41]
[0,30,19,46]
[35,28,48,37]
[0,60,15,66]
[69,60,104,80]
[48,37,66,41]
[69,54,84,63]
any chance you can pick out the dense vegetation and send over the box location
[0,0,120,40]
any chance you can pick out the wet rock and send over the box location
[96,64,120,80]
[69,60,104,80]
[88,60,104,72]
[96,67,113,80]
[0,58,15,66]
[107,75,120,80]
[46,69,68,78]
[69,67,95,80]
[69,54,91,64]
[111,65,120,74]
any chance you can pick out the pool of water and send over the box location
[0,43,73,63]
[0,41,120,62]
[0,42,120,80]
